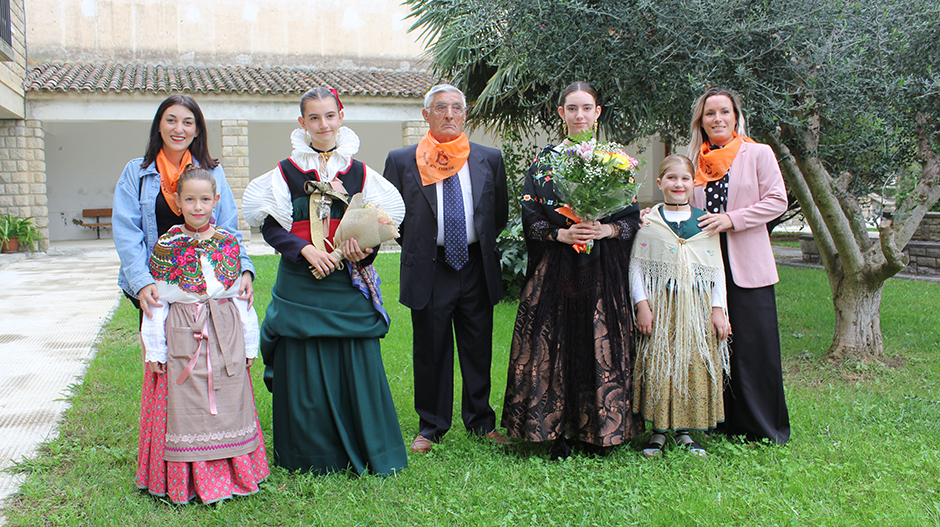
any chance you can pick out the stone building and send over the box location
[9,0,442,243]
[0,0,45,243]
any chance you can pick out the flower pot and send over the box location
[1,238,18,253]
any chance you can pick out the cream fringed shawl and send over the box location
[630,204,730,399]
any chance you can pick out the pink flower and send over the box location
[576,140,596,161]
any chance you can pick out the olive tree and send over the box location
[407,0,940,362]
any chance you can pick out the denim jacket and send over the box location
[113,157,255,298]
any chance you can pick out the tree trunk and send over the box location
[827,270,885,362]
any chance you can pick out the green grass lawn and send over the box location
[6,255,940,526]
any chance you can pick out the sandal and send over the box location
[641,433,666,458]
[685,440,707,456]
[676,433,707,457]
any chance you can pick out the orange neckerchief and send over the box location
[695,132,756,186]
[155,149,193,211]
[415,131,471,186]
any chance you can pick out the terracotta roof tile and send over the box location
[25,62,434,98]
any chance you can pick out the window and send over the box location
[0,0,13,62]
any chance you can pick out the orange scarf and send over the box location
[415,131,471,186]
[695,132,755,186]
[155,149,193,212]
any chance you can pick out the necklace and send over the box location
[311,144,337,163]
[184,222,212,240]
[663,201,689,209]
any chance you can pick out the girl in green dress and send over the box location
[242,87,407,475]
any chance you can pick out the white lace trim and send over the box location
[166,424,258,444]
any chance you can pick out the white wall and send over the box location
[44,120,222,241]
[26,0,428,68]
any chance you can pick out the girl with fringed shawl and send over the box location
[241,87,407,476]
[631,155,731,458]
[501,82,644,460]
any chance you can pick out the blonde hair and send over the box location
[658,154,695,182]
[687,88,748,166]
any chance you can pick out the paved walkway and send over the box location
[0,238,274,525]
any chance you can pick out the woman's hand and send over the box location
[698,213,733,236]
[301,244,340,277]
[341,238,373,263]
[247,358,254,368]
[638,207,652,225]
[711,307,731,340]
[635,301,653,336]
[238,271,254,308]
[589,221,616,240]
[556,223,597,245]
[137,284,162,319]
[147,361,166,374]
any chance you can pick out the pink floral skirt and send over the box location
[136,366,270,504]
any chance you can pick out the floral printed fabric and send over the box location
[149,226,241,295]
[501,147,644,447]
[136,366,270,504]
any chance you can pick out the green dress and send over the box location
[258,154,407,476]
[261,259,407,475]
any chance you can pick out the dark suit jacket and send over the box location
[383,142,509,310]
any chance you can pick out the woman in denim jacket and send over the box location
[113,94,255,325]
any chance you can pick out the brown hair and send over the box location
[176,166,217,196]
[559,81,599,106]
[142,95,218,170]
[687,87,748,165]
[300,87,341,116]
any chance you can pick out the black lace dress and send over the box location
[501,146,644,447]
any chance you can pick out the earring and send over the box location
[592,121,598,137]
[563,122,569,138]
[304,129,311,145]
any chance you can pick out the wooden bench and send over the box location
[73,208,113,239]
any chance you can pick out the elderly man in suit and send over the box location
[383,84,511,453]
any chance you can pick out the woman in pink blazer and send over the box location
[688,87,790,444]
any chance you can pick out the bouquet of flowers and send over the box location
[549,130,641,253]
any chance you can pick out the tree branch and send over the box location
[832,171,874,250]
[791,119,866,272]
[764,129,838,270]
[892,113,940,245]
[875,220,906,281]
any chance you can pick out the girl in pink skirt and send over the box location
[138,167,269,504]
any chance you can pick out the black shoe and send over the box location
[549,437,572,461]
[580,441,609,457]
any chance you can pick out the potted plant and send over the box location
[0,213,43,252]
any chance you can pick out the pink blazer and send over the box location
[692,141,787,289]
